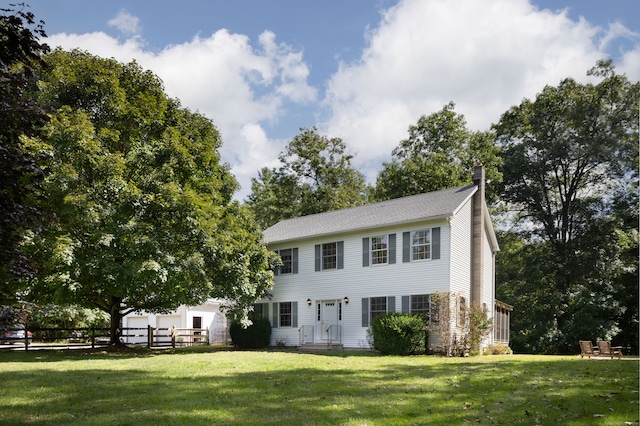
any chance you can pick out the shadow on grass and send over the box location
[0,350,638,425]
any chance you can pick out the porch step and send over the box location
[298,343,344,353]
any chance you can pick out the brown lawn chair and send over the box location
[596,341,623,359]
[579,340,599,358]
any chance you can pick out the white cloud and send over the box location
[44,1,638,200]
[108,10,141,36]
[46,27,316,199]
[321,0,629,180]
[619,47,640,81]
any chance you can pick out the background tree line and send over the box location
[2,6,637,353]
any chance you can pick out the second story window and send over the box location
[275,248,298,275]
[315,241,344,271]
[322,242,337,270]
[371,235,388,265]
[280,249,293,274]
[412,229,431,261]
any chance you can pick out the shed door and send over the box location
[125,316,148,344]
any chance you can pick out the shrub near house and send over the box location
[229,317,272,349]
[370,313,427,355]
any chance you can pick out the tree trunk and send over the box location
[109,296,123,346]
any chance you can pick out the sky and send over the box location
[20,0,640,200]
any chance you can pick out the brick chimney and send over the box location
[471,163,485,306]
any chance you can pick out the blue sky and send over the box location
[22,0,640,199]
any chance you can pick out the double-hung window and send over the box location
[315,242,344,271]
[322,242,337,270]
[412,229,431,260]
[371,235,388,265]
[362,234,396,266]
[370,297,387,322]
[253,303,268,320]
[272,301,298,328]
[362,296,396,326]
[402,294,437,323]
[279,249,293,274]
[411,294,431,319]
[275,248,298,275]
[279,302,292,327]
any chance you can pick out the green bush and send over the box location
[370,313,427,355]
[484,343,513,355]
[229,317,272,349]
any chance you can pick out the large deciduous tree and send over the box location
[374,102,502,202]
[0,4,50,302]
[24,49,278,343]
[495,60,639,354]
[246,127,369,229]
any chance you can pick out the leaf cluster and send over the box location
[374,102,502,202]
[0,4,51,294]
[246,127,370,229]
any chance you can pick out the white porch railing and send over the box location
[327,324,341,344]
[299,325,314,345]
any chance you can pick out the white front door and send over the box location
[318,300,339,341]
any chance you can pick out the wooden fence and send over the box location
[0,325,209,351]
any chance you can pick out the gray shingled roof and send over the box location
[263,184,478,244]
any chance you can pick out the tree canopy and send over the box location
[374,102,502,202]
[246,127,369,229]
[0,4,50,301]
[23,49,278,343]
[495,60,639,353]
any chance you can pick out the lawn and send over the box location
[0,347,637,425]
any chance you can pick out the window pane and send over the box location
[192,316,202,329]
[322,242,337,270]
[411,294,431,321]
[253,303,265,319]
[370,297,387,321]
[371,235,388,265]
[412,230,431,260]
[280,302,292,327]
[279,248,292,274]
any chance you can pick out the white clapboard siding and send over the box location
[268,219,452,348]
[449,197,472,300]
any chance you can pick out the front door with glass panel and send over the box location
[317,300,340,341]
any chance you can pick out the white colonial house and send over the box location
[125,165,511,351]
[259,165,511,351]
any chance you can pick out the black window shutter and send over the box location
[432,227,440,260]
[292,248,299,274]
[388,233,396,264]
[362,237,369,267]
[402,296,410,313]
[337,241,344,269]
[361,298,369,327]
[403,231,411,263]
[274,250,279,276]
[292,302,298,328]
[387,296,396,313]
[314,244,321,271]
[272,302,279,328]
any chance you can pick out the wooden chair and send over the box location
[579,340,599,358]
[596,341,623,359]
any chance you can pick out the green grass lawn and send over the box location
[0,346,637,425]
